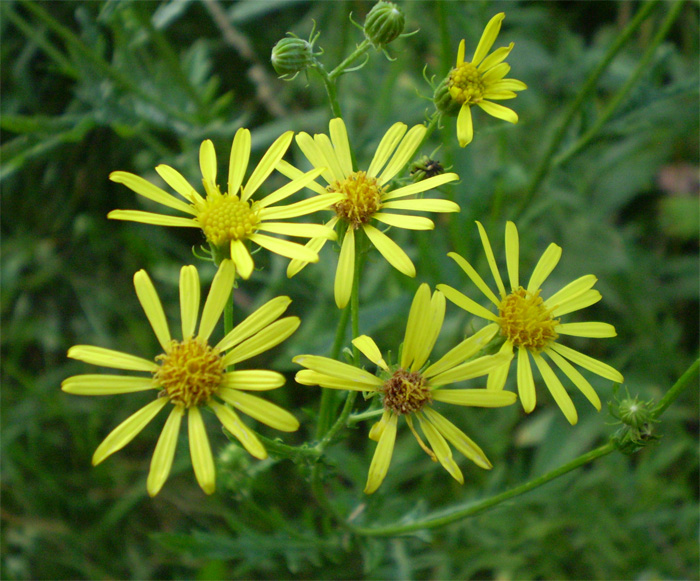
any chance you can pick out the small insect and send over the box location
[409,155,445,183]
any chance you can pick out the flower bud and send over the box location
[617,397,653,429]
[364,1,405,47]
[433,76,461,117]
[271,36,314,78]
[409,155,445,183]
[609,390,660,454]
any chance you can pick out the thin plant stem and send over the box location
[347,355,699,537]
[514,0,661,218]
[553,1,685,167]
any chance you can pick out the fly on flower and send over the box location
[277,118,460,309]
[437,221,624,425]
[108,129,342,279]
[437,13,527,147]
[294,284,516,493]
[62,260,300,496]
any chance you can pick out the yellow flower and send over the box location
[62,260,300,497]
[447,13,527,147]
[277,118,460,308]
[108,129,342,279]
[294,284,516,494]
[437,221,624,425]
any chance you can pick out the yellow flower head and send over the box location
[437,221,625,425]
[277,118,461,309]
[108,129,341,279]
[294,284,516,494]
[62,260,300,497]
[447,13,527,147]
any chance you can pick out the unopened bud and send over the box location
[271,36,315,78]
[364,1,405,47]
[433,76,461,117]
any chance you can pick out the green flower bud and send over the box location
[609,389,660,454]
[271,36,314,78]
[364,1,405,47]
[409,155,445,183]
[617,397,653,429]
[433,76,461,117]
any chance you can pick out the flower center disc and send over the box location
[154,339,225,407]
[498,287,559,352]
[448,62,485,105]
[330,171,384,228]
[198,195,259,246]
[382,369,431,415]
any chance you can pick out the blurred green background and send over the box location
[2,1,698,579]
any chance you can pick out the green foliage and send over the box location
[2,1,697,579]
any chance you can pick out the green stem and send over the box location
[329,39,371,81]
[552,1,685,167]
[256,434,321,461]
[514,0,661,218]
[353,442,616,536]
[653,357,699,419]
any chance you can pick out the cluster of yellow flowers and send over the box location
[63,13,622,497]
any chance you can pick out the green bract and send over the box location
[271,36,314,77]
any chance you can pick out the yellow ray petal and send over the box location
[222,370,285,391]
[242,131,293,201]
[258,193,343,221]
[66,345,157,372]
[550,342,624,385]
[230,239,254,280]
[179,265,200,341]
[478,42,513,71]
[429,352,511,388]
[92,399,168,465]
[221,317,300,367]
[368,410,391,442]
[488,78,528,92]
[412,289,446,372]
[445,252,501,307]
[188,407,216,494]
[477,100,519,123]
[472,12,505,66]
[366,123,407,178]
[335,227,355,309]
[147,405,184,497]
[362,224,415,277]
[504,221,519,291]
[293,354,383,385]
[256,167,326,209]
[295,369,374,391]
[378,124,426,185]
[556,322,617,338]
[62,374,156,395]
[381,199,460,213]
[199,140,218,196]
[249,233,320,263]
[416,413,464,484]
[422,407,491,469]
[107,209,198,228]
[545,348,601,411]
[295,132,336,185]
[400,283,432,370]
[435,284,499,322]
[314,132,346,184]
[516,347,536,413]
[364,412,398,494]
[275,159,328,195]
[228,127,251,199]
[527,243,562,293]
[134,270,171,351]
[109,171,197,215]
[209,400,267,459]
[475,221,507,299]
[544,274,598,308]
[424,324,499,379]
[382,173,460,202]
[487,342,514,390]
[155,164,204,205]
[456,39,466,65]
[218,388,299,432]
[532,353,578,425]
[432,388,516,407]
[456,104,474,148]
[373,212,434,231]
[551,289,602,317]
[329,117,353,177]
[216,296,291,352]
[352,335,389,371]
[197,259,235,342]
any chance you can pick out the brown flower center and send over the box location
[154,339,225,407]
[498,287,559,352]
[382,368,431,415]
[330,171,384,228]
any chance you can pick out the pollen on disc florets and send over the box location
[330,171,384,228]
[154,339,225,408]
[498,287,559,352]
[448,62,485,105]
[382,368,432,415]
[197,194,259,247]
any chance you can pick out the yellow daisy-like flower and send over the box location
[62,260,300,497]
[277,118,460,308]
[108,129,343,279]
[447,13,527,147]
[437,221,624,425]
[294,284,516,494]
